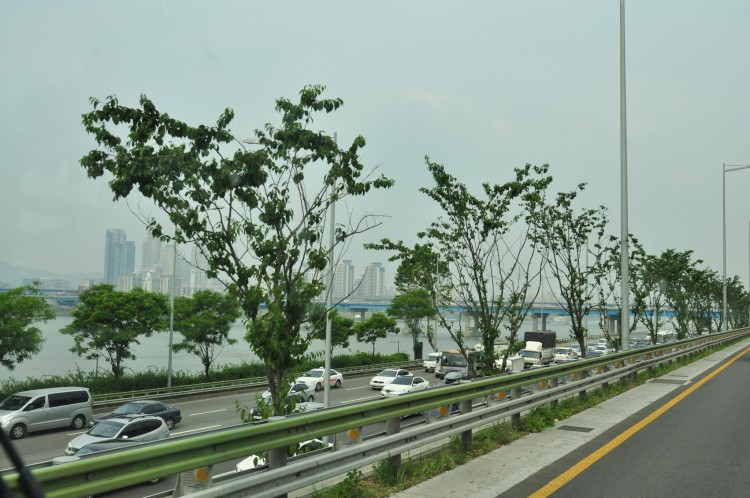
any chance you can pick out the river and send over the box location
[1,314,614,383]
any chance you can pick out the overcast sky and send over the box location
[2,1,749,289]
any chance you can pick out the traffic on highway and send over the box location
[0,368,447,497]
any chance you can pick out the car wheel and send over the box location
[315,382,322,392]
[165,417,176,430]
[334,379,342,388]
[71,415,86,430]
[306,395,314,402]
[10,423,26,439]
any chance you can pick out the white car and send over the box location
[381,376,430,398]
[591,345,609,355]
[369,368,413,390]
[553,347,577,362]
[259,383,315,404]
[236,438,332,472]
[295,368,343,392]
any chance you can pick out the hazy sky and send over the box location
[2,1,749,289]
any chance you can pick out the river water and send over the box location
[1,315,613,383]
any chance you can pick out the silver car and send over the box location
[65,415,169,456]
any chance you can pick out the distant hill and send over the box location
[0,261,101,289]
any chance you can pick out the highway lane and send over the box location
[1,369,438,471]
[507,345,750,497]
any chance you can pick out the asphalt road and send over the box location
[505,344,750,497]
[1,367,438,496]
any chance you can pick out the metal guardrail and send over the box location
[3,331,747,498]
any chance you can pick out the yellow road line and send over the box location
[530,345,750,497]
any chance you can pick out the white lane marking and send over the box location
[172,425,222,435]
[66,430,88,435]
[190,409,227,416]
[344,386,371,391]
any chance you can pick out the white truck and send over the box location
[521,331,556,368]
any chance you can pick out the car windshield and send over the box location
[0,395,31,411]
[391,377,413,386]
[304,370,323,378]
[379,370,398,377]
[112,403,142,415]
[88,421,125,438]
[554,348,569,355]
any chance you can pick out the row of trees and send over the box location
[71,85,748,415]
[369,163,750,375]
[0,284,241,388]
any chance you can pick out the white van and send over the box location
[423,352,441,373]
[0,387,94,439]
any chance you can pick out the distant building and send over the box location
[332,260,355,300]
[104,229,135,286]
[117,274,143,292]
[141,235,162,272]
[356,262,386,300]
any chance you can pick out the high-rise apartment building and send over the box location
[141,235,162,272]
[358,262,386,299]
[104,229,135,286]
[332,260,355,300]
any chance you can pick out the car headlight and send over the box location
[0,416,10,427]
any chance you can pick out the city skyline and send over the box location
[0,228,394,299]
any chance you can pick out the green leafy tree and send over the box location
[61,285,168,388]
[658,249,702,339]
[529,185,611,357]
[726,275,749,329]
[307,306,355,357]
[636,251,672,345]
[365,242,450,351]
[173,290,242,380]
[418,159,551,374]
[354,312,399,358]
[0,283,55,370]
[80,85,393,414]
[600,234,650,350]
[387,288,435,359]
[686,268,720,335]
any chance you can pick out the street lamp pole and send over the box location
[167,240,177,387]
[323,132,337,410]
[722,163,750,332]
[620,0,630,351]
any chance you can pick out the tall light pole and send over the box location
[619,0,630,351]
[722,163,750,331]
[323,132,337,410]
[167,240,177,387]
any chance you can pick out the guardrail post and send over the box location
[550,377,559,408]
[578,369,587,402]
[460,399,472,451]
[386,416,401,478]
[602,363,610,391]
[267,448,288,498]
[511,387,521,429]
